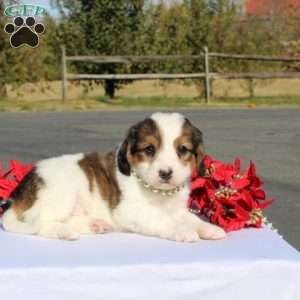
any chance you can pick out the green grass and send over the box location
[0,95,300,112]
[96,95,206,107]
[215,95,300,106]
[96,95,300,108]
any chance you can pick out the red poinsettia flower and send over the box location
[0,161,33,202]
[10,160,33,182]
[189,155,273,232]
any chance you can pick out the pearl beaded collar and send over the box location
[131,170,184,196]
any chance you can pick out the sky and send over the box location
[4,0,169,17]
[29,0,58,16]
[5,0,246,17]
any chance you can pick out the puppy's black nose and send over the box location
[159,169,173,181]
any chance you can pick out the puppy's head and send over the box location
[117,112,204,190]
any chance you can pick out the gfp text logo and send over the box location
[4,4,46,17]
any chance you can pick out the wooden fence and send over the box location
[61,45,300,103]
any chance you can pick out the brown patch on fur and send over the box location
[127,118,162,166]
[175,119,205,169]
[78,152,121,209]
[174,136,194,166]
[10,168,44,220]
[117,118,162,175]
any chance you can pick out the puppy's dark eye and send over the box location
[178,145,190,156]
[144,145,155,156]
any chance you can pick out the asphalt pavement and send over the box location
[0,108,299,249]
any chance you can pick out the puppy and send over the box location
[2,112,226,242]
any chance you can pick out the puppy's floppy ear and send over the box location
[185,118,205,170]
[117,125,137,176]
[117,139,131,176]
[193,126,205,168]
[199,158,206,177]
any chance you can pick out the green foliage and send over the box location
[1,0,299,98]
[53,0,145,97]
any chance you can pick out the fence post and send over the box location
[203,46,210,104]
[61,45,67,102]
[249,78,255,98]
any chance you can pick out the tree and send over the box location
[1,0,296,100]
[54,0,145,98]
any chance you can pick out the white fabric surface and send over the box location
[0,227,299,300]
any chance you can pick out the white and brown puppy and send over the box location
[2,112,226,242]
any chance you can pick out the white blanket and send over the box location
[0,227,299,300]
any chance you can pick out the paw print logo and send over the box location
[4,16,45,48]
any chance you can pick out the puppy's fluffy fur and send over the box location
[2,112,226,242]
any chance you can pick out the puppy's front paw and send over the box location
[57,226,80,241]
[90,219,112,234]
[164,229,200,243]
[198,223,226,240]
